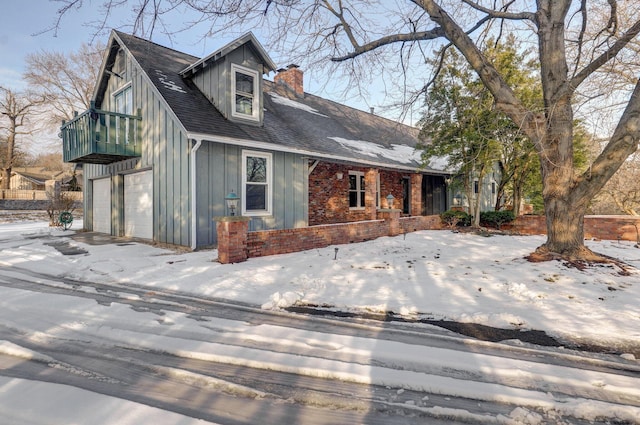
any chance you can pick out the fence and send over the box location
[0,190,83,201]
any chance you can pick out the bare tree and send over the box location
[50,0,640,262]
[590,152,640,216]
[24,43,103,127]
[0,87,46,189]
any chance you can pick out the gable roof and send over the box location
[11,168,66,183]
[112,31,446,174]
[180,32,277,78]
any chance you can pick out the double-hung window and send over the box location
[232,64,260,121]
[242,150,272,216]
[348,171,365,209]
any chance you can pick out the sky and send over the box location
[0,1,244,89]
[0,1,374,107]
[0,216,638,423]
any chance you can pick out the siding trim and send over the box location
[190,139,203,250]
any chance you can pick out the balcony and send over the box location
[61,108,142,164]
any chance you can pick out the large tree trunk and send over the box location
[1,124,16,190]
[0,168,10,190]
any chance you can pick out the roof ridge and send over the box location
[113,30,199,61]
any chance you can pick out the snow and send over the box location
[328,136,423,165]
[268,92,328,117]
[0,377,213,425]
[0,219,639,423]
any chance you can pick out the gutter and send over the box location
[186,131,450,175]
[190,138,203,250]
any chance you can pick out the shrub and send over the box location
[480,210,515,230]
[440,210,472,228]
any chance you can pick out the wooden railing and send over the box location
[61,108,142,164]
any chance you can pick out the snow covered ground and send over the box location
[0,218,638,424]
[8,218,636,355]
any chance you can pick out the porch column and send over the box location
[364,169,378,220]
[214,216,251,264]
[410,173,423,216]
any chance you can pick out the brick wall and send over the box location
[246,214,443,258]
[511,215,640,242]
[308,162,409,225]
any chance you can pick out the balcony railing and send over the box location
[61,108,142,164]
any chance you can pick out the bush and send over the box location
[440,210,472,228]
[480,210,515,229]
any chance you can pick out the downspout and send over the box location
[190,138,203,250]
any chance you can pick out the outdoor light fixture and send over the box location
[386,193,395,209]
[336,172,343,180]
[225,190,239,216]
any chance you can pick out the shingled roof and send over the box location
[113,31,446,173]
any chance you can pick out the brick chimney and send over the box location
[274,64,304,96]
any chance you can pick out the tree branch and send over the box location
[331,29,444,61]
[569,18,640,92]
[420,0,545,145]
[575,76,640,199]
[460,0,535,21]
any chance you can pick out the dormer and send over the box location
[180,33,277,126]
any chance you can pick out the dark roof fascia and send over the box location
[179,32,277,77]
[92,31,121,108]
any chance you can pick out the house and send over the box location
[8,167,81,191]
[61,30,468,249]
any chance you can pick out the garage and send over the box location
[92,178,111,234]
[124,171,153,239]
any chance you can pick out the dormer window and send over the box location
[231,64,260,121]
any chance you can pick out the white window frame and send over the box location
[375,173,381,209]
[231,64,260,122]
[242,150,272,216]
[113,83,133,145]
[348,171,366,210]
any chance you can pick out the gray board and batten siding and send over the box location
[84,32,193,247]
[195,142,308,247]
[84,31,307,248]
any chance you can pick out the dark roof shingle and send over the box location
[114,31,443,173]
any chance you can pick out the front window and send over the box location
[232,64,260,121]
[242,150,272,216]
[349,171,365,209]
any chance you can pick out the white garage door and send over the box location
[92,178,111,234]
[124,171,153,239]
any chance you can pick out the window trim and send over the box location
[241,150,272,216]
[348,171,366,210]
[231,64,260,122]
[113,83,133,145]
